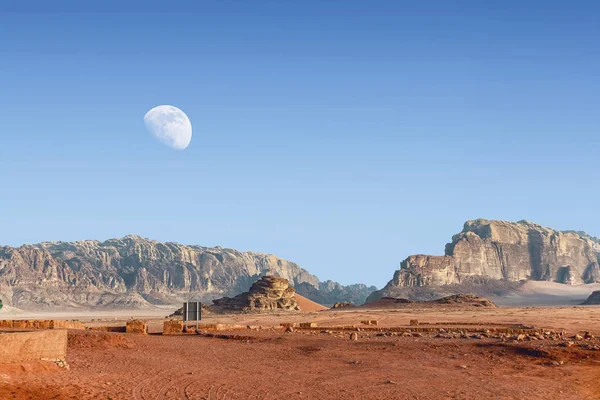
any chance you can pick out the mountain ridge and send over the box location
[0,235,374,309]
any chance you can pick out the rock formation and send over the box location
[369,219,600,302]
[364,294,496,309]
[331,301,355,309]
[0,235,372,309]
[581,291,600,305]
[211,276,299,312]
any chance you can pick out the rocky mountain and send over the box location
[295,281,378,306]
[0,235,373,309]
[368,219,600,302]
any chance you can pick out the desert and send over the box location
[4,3,599,398]
[1,275,600,399]
[3,220,600,399]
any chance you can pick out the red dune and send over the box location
[295,294,328,312]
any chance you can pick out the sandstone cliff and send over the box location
[211,276,299,312]
[0,235,373,309]
[368,219,600,302]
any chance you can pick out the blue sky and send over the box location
[1,1,599,287]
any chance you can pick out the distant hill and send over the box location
[0,235,374,309]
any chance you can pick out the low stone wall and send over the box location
[0,320,86,330]
[126,320,148,334]
[163,320,184,335]
[0,330,67,364]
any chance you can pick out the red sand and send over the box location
[2,306,600,399]
[0,328,597,399]
[295,294,328,312]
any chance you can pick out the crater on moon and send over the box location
[144,105,192,150]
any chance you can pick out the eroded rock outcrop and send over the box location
[363,294,496,309]
[369,219,600,302]
[581,291,600,305]
[0,235,369,309]
[211,276,299,312]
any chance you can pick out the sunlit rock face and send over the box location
[0,235,369,309]
[211,276,300,312]
[369,219,600,302]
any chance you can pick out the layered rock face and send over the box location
[0,235,371,309]
[370,219,600,302]
[212,276,299,312]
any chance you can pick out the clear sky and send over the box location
[1,1,599,287]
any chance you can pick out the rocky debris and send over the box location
[331,302,355,309]
[0,235,370,309]
[363,294,496,309]
[125,319,148,335]
[360,320,378,326]
[41,358,69,369]
[410,319,419,326]
[369,219,600,302]
[349,332,358,341]
[360,297,414,308]
[432,294,497,308]
[581,291,600,305]
[211,276,300,312]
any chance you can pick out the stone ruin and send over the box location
[126,319,148,334]
[211,276,300,312]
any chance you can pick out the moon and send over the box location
[144,105,192,150]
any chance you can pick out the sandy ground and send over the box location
[1,304,600,399]
[491,281,600,306]
[294,294,328,312]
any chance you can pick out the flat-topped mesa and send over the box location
[392,219,600,289]
[211,276,300,312]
